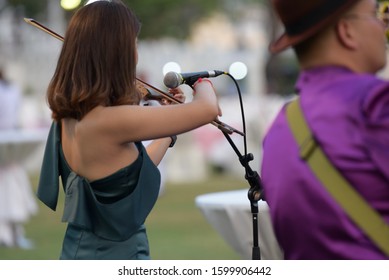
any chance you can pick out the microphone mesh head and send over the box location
[163,72,181,88]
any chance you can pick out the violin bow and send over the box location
[24,18,244,136]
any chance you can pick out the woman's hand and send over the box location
[160,87,185,105]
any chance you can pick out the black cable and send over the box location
[225,72,248,156]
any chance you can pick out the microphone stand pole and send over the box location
[220,130,264,260]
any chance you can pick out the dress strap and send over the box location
[37,122,60,211]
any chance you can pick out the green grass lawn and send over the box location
[0,172,249,260]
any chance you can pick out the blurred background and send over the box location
[0,0,297,259]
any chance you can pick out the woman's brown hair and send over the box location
[47,0,141,121]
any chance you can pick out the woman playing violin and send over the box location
[37,0,220,260]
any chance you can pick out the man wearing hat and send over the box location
[261,0,389,259]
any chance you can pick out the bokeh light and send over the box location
[60,0,82,10]
[162,62,181,76]
[229,61,248,80]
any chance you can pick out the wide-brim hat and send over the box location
[269,0,359,53]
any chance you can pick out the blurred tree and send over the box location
[7,0,47,18]
[128,0,267,39]
[125,0,222,39]
[7,0,264,40]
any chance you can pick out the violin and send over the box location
[135,78,181,105]
[24,18,243,136]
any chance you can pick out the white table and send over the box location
[0,128,49,164]
[195,189,283,260]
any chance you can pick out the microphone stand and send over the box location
[187,71,265,260]
[220,130,264,260]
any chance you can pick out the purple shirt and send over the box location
[261,66,389,259]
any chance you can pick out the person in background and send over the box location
[0,68,20,129]
[261,0,389,259]
[0,67,37,249]
[37,0,220,260]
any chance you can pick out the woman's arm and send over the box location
[144,137,173,166]
[92,79,220,145]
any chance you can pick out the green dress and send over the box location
[37,122,161,259]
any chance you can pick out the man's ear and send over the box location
[336,19,358,50]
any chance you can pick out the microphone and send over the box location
[163,70,225,88]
